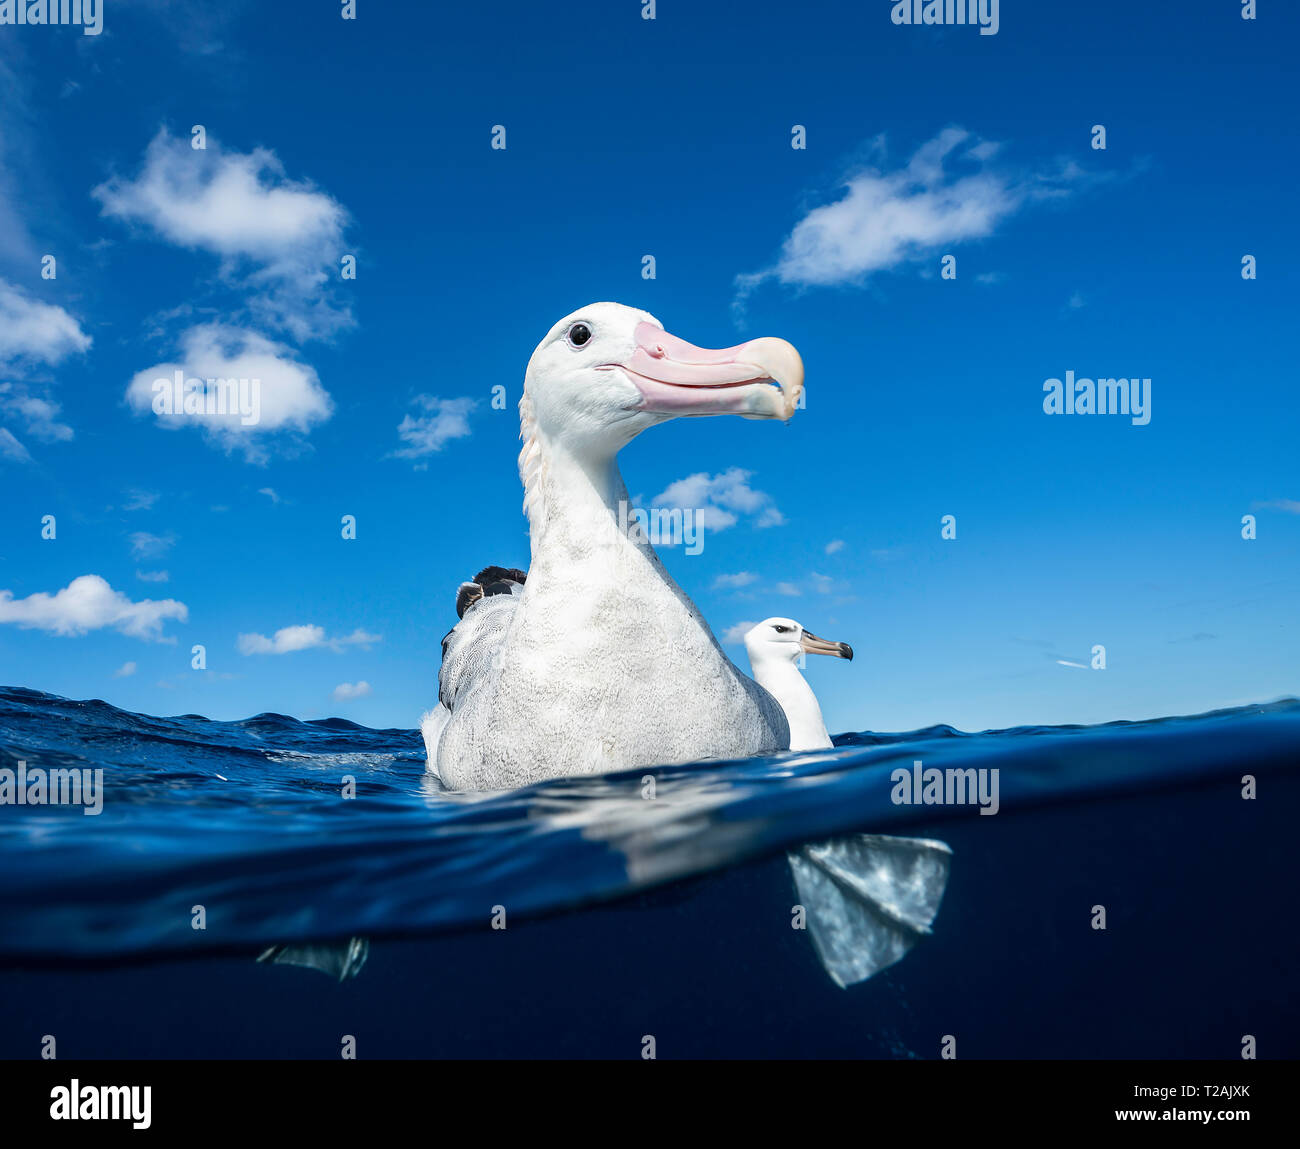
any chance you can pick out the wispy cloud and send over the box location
[123,489,160,511]
[713,571,758,590]
[0,427,31,463]
[652,468,783,532]
[129,531,175,560]
[0,575,187,641]
[870,547,907,564]
[721,620,757,644]
[824,539,845,555]
[0,383,75,446]
[136,570,170,583]
[0,279,91,367]
[94,129,352,341]
[0,267,89,462]
[1255,498,1300,515]
[332,680,372,701]
[237,625,381,656]
[390,396,476,463]
[113,661,138,678]
[735,128,1106,310]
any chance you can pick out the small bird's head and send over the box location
[743,617,853,668]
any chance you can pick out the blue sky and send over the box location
[0,0,1295,735]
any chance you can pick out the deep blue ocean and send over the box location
[1,685,1296,1059]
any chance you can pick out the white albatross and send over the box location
[424,302,803,791]
[743,617,854,750]
[743,616,953,988]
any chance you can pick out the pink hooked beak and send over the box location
[613,321,804,420]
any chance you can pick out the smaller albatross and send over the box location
[743,618,853,750]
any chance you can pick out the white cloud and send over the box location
[0,265,86,464]
[692,506,737,531]
[136,570,170,583]
[721,621,757,644]
[736,128,1095,305]
[391,396,476,461]
[258,487,280,504]
[238,624,324,655]
[809,572,835,594]
[652,468,782,533]
[123,489,160,511]
[824,539,845,555]
[713,571,758,590]
[1256,499,1300,514]
[130,531,175,560]
[113,661,138,678]
[126,324,333,461]
[0,427,31,463]
[0,279,91,366]
[775,582,802,597]
[332,681,372,701]
[0,575,187,641]
[237,625,382,656]
[0,384,74,443]
[94,130,351,341]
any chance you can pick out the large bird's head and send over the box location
[521,301,804,457]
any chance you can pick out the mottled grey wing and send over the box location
[438,586,523,712]
[789,834,952,988]
[257,937,369,981]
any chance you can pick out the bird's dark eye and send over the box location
[773,625,791,634]
[567,323,592,348]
